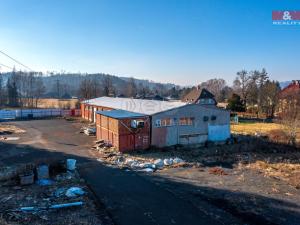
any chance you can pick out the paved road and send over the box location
[0,119,240,225]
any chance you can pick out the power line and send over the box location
[0,62,14,70]
[0,50,33,71]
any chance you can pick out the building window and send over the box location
[211,115,217,121]
[155,119,161,127]
[203,116,209,122]
[179,117,194,126]
[161,118,175,126]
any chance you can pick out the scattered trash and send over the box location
[37,164,49,179]
[55,171,75,181]
[139,163,155,169]
[19,171,34,185]
[83,127,96,136]
[164,158,173,166]
[208,167,228,176]
[154,159,164,169]
[37,179,54,186]
[49,201,83,209]
[67,159,77,171]
[65,187,85,197]
[138,168,154,173]
[0,136,20,141]
[15,202,84,212]
[173,157,184,164]
[54,187,66,197]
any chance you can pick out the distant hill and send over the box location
[1,72,177,98]
[280,81,291,89]
[120,76,177,90]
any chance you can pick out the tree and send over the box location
[0,74,5,106]
[33,76,46,107]
[79,78,92,99]
[126,77,137,97]
[259,81,281,118]
[233,70,251,105]
[199,78,227,102]
[227,93,245,112]
[6,69,20,107]
[103,76,114,96]
[280,90,300,146]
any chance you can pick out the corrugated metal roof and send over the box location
[96,109,147,119]
[84,97,186,115]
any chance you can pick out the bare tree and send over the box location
[126,77,137,97]
[260,80,281,118]
[280,91,300,146]
[79,78,92,99]
[33,76,46,107]
[199,78,227,102]
[233,70,251,105]
[103,76,114,96]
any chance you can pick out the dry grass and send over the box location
[231,122,300,142]
[231,122,283,135]
[246,161,300,188]
[37,98,79,109]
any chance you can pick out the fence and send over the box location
[0,109,81,120]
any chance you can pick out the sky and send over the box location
[0,0,299,86]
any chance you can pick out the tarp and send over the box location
[208,124,230,141]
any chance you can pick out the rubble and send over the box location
[93,145,187,172]
[0,160,104,225]
[208,167,228,176]
[65,187,85,197]
[80,125,96,136]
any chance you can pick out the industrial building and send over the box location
[81,91,230,152]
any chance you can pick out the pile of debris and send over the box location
[0,124,25,135]
[92,142,189,172]
[0,159,104,225]
[92,140,113,151]
[79,124,96,136]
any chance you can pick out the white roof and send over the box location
[84,97,186,115]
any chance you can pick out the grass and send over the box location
[231,121,300,143]
[231,122,283,135]
[37,98,79,109]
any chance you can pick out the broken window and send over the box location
[179,117,194,126]
[161,118,174,126]
[155,119,161,127]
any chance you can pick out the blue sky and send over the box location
[0,0,299,85]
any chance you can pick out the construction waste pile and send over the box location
[79,124,96,136]
[0,159,103,225]
[92,140,192,172]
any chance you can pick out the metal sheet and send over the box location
[208,124,230,141]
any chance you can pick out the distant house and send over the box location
[277,80,300,115]
[182,87,217,105]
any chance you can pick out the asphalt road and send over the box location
[0,119,241,225]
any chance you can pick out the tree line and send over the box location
[0,68,285,119]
